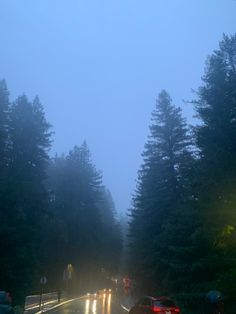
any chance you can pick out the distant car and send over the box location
[0,291,14,314]
[129,296,180,314]
[97,289,112,296]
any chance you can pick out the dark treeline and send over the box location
[0,85,122,304]
[129,34,236,299]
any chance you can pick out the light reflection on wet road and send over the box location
[48,293,123,314]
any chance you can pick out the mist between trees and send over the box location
[0,87,122,303]
[1,33,236,306]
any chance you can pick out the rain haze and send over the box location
[1,0,235,213]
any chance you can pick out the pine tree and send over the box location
[0,80,11,298]
[47,144,123,292]
[48,144,103,290]
[0,94,52,303]
[0,79,10,209]
[0,80,10,172]
[193,34,236,295]
[98,188,122,275]
[65,143,103,267]
[129,90,194,293]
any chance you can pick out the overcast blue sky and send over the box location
[1,0,235,213]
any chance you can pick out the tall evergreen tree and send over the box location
[0,80,10,204]
[193,33,236,294]
[0,80,11,298]
[129,90,194,293]
[0,94,52,303]
[48,144,104,290]
[47,143,123,292]
[0,80,10,172]
[65,143,103,268]
[98,188,123,275]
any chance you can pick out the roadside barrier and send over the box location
[24,292,60,313]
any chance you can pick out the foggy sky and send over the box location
[1,0,235,213]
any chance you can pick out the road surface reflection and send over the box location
[48,292,121,314]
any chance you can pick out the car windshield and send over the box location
[154,300,176,307]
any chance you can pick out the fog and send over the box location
[1,0,235,212]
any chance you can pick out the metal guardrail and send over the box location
[24,293,84,314]
[24,292,59,313]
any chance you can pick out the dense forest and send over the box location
[128,34,236,299]
[1,33,236,308]
[0,85,122,304]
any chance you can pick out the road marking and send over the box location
[35,297,81,314]
[26,300,57,311]
[121,304,130,312]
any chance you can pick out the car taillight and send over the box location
[153,307,162,312]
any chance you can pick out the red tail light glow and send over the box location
[153,306,180,313]
[153,307,161,312]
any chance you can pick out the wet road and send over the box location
[48,293,127,314]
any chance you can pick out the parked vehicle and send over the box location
[0,291,14,314]
[129,296,180,314]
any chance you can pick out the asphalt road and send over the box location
[47,293,128,314]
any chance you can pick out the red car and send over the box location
[129,296,180,314]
